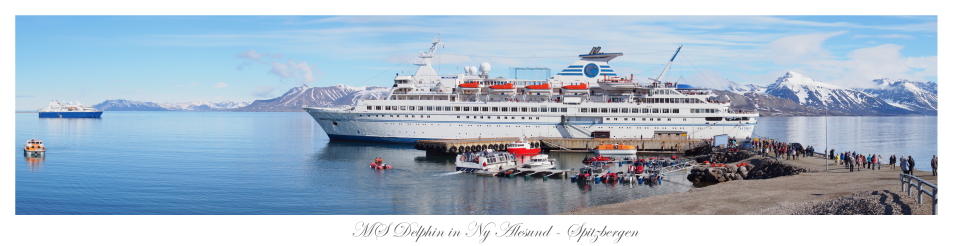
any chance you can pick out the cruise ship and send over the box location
[304,36,757,143]
[38,100,103,118]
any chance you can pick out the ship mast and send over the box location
[412,34,442,76]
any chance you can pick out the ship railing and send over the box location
[900,173,938,215]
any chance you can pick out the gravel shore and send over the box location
[566,153,938,215]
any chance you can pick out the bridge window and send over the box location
[580,108,588,113]
[662,108,670,113]
[400,106,407,110]
[611,108,618,113]
[621,108,628,113]
[531,107,538,112]
[491,107,499,112]
[521,107,528,112]
[652,108,659,113]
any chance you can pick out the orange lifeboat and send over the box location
[562,84,588,90]
[525,83,550,90]
[489,83,514,89]
[459,82,481,88]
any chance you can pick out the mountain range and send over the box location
[233,84,390,112]
[92,85,391,112]
[93,99,249,111]
[723,71,937,116]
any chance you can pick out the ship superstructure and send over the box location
[304,36,757,143]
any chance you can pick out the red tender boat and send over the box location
[505,137,540,156]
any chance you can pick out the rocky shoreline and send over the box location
[566,152,937,215]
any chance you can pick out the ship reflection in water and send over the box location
[25,157,44,172]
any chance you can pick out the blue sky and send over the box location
[14,15,937,110]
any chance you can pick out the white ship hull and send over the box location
[305,103,755,144]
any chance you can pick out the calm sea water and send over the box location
[15,112,694,215]
[15,112,937,215]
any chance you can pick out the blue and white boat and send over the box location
[38,100,103,118]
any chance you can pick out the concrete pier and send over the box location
[414,137,705,155]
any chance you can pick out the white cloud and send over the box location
[237,49,262,61]
[852,34,915,39]
[213,82,228,88]
[251,85,275,98]
[765,31,847,64]
[269,60,316,84]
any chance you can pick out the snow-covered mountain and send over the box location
[763,71,913,115]
[860,78,937,115]
[93,99,249,111]
[93,99,171,111]
[160,100,250,111]
[233,84,391,111]
[724,80,766,94]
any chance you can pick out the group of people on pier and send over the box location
[750,139,814,161]
[827,149,937,175]
[745,138,937,176]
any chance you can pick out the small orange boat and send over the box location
[23,138,46,158]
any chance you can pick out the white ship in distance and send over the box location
[305,36,757,143]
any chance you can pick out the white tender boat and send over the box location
[521,154,556,169]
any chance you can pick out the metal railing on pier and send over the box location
[900,173,938,215]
